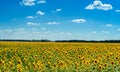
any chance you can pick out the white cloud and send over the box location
[26,16,35,19]
[37,11,45,15]
[41,28,47,30]
[37,0,46,4]
[27,22,40,26]
[102,31,110,33]
[85,0,113,11]
[32,28,38,31]
[20,0,36,6]
[15,28,26,31]
[56,8,62,12]
[2,30,13,33]
[48,22,60,25]
[66,32,72,36]
[59,32,64,35]
[14,28,26,34]
[92,31,97,34]
[20,0,47,6]
[72,19,86,23]
[85,4,95,10]
[105,24,113,27]
[116,10,120,12]
[59,32,72,36]
[118,29,120,32]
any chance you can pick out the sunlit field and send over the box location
[0,42,120,72]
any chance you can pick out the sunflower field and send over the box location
[0,42,120,72]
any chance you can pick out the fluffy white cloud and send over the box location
[102,31,110,33]
[66,32,72,36]
[2,30,13,33]
[27,22,40,26]
[32,28,38,31]
[118,29,120,32]
[41,28,47,30]
[59,32,64,35]
[116,10,120,12]
[92,31,97,34]
[0,29,27,38]
[37,11,45,15]
[37,0,46,4]
[105,24,113,27]
[26,16,36,19]
[15,28,26,31]
[56,8,62,12]
[85,0,113,11]
[72,19,86,23]
[14,28,26,34]
[20,0,36,6]
[59,32,72,36]
[20,0,46,6]
[48,22,60,25]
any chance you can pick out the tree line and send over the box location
[0,39,120,43]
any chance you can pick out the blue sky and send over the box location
[0,0,120,40]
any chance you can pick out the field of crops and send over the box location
[0,42,120,72]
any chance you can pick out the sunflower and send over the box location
[17,64,23,72]
[98,65,102,70]
[103,63,107,68]
[93,59,98,65]
[110,60,114,66]
[42,55,46,60]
